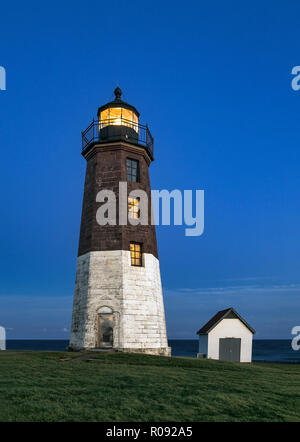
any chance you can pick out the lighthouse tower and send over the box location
[69,88,170,356]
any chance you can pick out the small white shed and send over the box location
[196,308,255,363]
[0,326,6,351]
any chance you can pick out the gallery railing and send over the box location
[81,118,154,157]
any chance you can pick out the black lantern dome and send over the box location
[81,87,154,159]
[96,87,140,144]
[97,87,140,118]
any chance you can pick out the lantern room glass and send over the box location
[99,107,139,133]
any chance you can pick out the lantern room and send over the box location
[81,87,154,159]
[97,87,140,143]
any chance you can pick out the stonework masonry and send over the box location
[69,250,171,356]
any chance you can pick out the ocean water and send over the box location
[170,339,300,364]
[4,339,300,363]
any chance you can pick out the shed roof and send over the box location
[196,307,255,335]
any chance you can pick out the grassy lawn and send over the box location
[0,351,299,422]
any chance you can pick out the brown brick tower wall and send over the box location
[78,142,158,258]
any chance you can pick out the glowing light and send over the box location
[130,242,142,266]
[99,107,139,133]
[128,197,140,219]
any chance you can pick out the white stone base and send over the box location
[69,251,170,356]
[118,347,171,356]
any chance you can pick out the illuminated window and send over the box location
[99,107,139,133]
[130,242,142,266]
[126,158,139,182]
[128,197,140,219]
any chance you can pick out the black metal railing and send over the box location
[81,118,154,157]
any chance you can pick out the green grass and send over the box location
[0,351,300,422]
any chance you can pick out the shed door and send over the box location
[219,338,241,362]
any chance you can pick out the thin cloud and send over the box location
[168,283,300,296]
[163,282,300,338]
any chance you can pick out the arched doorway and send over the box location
[97,307,114,348]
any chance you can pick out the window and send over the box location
[99,107,139,133]
[130,242,142,266]
[126,158,139,182]
[128,197,140,219]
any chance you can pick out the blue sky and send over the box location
[0,0,300,339]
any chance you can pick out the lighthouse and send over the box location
[69,88,170,356]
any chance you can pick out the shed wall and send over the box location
[0,326,6,351]
[198,335,208,356]
[207,318,253,362]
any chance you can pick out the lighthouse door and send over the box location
[97,313,114,348]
